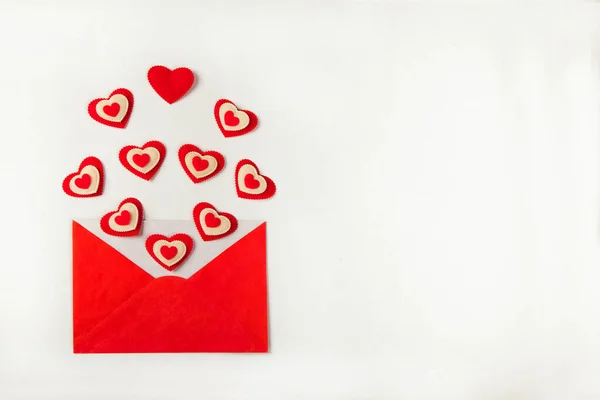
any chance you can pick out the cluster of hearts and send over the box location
[62,65,276,271]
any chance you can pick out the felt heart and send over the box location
[178,144,225,184]
[119,141,166,181]
[62,156,104,198]
[88,88,134,129]
[214,99,258,138]
[147,66,195,104]
[193,202,238,241]
[145,233,194,271]
[235,159,276,200]
[100,198,143,237]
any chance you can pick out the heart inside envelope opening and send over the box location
[132,153,150,168]
[224,110,240,127]
[74,174,91,189]
[114,210,131,226]
[103,103,120,117]
[160,245,178,260]
[204,213,221,228]
[192,156,209,171]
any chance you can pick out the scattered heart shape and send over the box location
[145,233,194,271]
[62,156,104,198]
[88,88,134,129]
[119,141,166,181]
[214,99,258,138]
[235,159,276,200]
[178,144,225,184]
[100,197,144,237]
[147,65,195,104]
[193,202,238,241]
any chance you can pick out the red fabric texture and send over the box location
[72,221,268,353]
[193,202,238,241]
[147,66,195,104]
[62,156,104,198]
[145,233,194,271]
[118,140,166,181]
[99,197,144,237]
[87,88,134,129]
[214,99,258,137]
[178,144,225,183]
[235,159,277,200]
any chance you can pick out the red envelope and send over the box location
[72,219,268,353]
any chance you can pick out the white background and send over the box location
[1,0,600,399]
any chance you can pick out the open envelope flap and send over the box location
[72,220,268,353]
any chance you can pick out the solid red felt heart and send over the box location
[235,159,277,200]
[132,153,150,168]
[192,156,209,171]
[103,103,120,117]
[147,66,195,104]
[62,156,104,198]
[88,88,134,129]
[224,111,240,127]
[160,245,178,260]
[118,141,166,181]
[114,210,131,226]
[178,144,225,184]
[205,213,221,228]
[74,174,91,189]
[244,174,260,189]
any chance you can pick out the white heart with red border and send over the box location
[69,165,100,195]
[152,240,187,267]
[96,94,129,122]
[218,102,250,131]
[126,147,161,174]
[237,164,268,195]
[198,208,231,235]
[184,152,218,178]
[108,202,139,232]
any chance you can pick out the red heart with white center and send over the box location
[193,202,238,241]
[88,88,134,129]
[147,65,195,104]
[214,99,258,138]
[119,140,166,181]
[145,233,194,271]
[235,159,276,200]
[100,197,144,237]
[178,144,225,184]
[62,156,104,198]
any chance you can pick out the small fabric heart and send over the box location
[62,156,104,198]
[119,140,166,181]
[214,99,258,138]
[145,233,194,271]
[100,197,144,237]
[178,144,225,184]
[235,159,276,200]
[88,88,134,129]
[193,202,238,241]
[147,66,195,104]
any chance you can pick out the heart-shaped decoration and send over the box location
[235,159,276,200]
[119,140,166,181]
[147,65,195,104]
[145,233,194,271]
[88,88,134,129]
[214,99,258,138]
[193,202,238,241]
[100,197,143,237]
[62,156,104,198]
[178,144,225,184]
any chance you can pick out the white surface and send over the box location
[76,219,263,278]
[1,1,600,399]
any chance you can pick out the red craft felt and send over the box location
[193,202,238,241]
[72,221,268,353]
[178,144,225,183]
[118,140,166,181]
[145,233,194,271]
[214,99,258,137]
[235,159,277,200]
[62,156,104,198]
[99,197,143,237]
[147,66,195,104]
[87,88,134,129]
